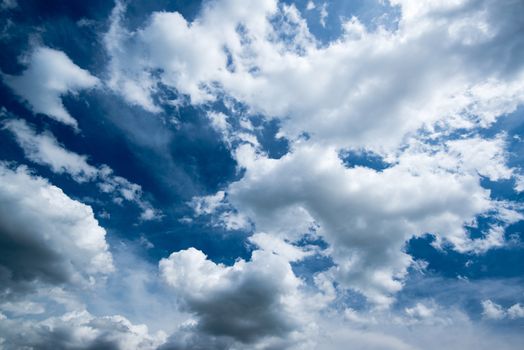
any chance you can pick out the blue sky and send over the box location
[0,0,524,349]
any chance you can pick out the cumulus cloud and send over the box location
[482,299,506,320]
[103,0,524,309]
[218,140,522,307]
[482,300,524,320]
[444,134,514,182]
[188,124,522,307]
[0,163,113,298]
[159,248,307,346]
[507,303,524,319]
[2,47,99,128]
[104,0,524,149]
[3,118,160,220]
[0,309,166,350]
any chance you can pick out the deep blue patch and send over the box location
[291,254,333,284]
[339,148,391,171]
[406,232,524,279]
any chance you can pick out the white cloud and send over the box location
[2,1,523,348]
[220,139,521,307]
[159,247,307,345]
[100,2,524,309]
[507,303,524,319]
[314,306,524,350]
[482,299,507,320]
[319,3,328,27]
[2,47,98,128]
[190,190,250,230]
[97,165,162,222]
[482,300,524,320]
[0,301,45,316]
[99,0,524,315]
[3,118,98,182]
[0,309,166,349]
[248,232,314,262]
[191,190,226,216]
[306,1,315,11]
[445,134,514,182]
[104,0,524,150]
[405,302,435,319]
[3,118,160,220]
[103,0,161,113]
[0,163,113,296]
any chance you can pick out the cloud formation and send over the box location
[0,309,166,350]
[0,163,113,298]
[105,0,524,149]
[213,138,520,306]
[482,300,524,320]
[2,47,99,128]
[3,118,160,220]
[159,248,306,345]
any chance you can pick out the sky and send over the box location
[0,0,523,349]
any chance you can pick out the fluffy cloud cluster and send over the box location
[0,309,166,349]
[2,118,160,220]
[154,0,524,308]
[218,139,521,306]
[481,300,524,320]
[0,162,113,298]
[2,47,99,128]
[105,0,524,149]
[159,248,309,347]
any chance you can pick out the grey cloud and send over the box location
[223,141,521,306]
[0,163,113,299]
[159,248,306,346]
[0,310,166,350]
[158,331,234,350]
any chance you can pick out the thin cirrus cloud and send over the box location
[2,117,161,221]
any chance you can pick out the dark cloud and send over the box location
[0,163,113,299]
[0,310,165,350]
[159,249,304,345]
